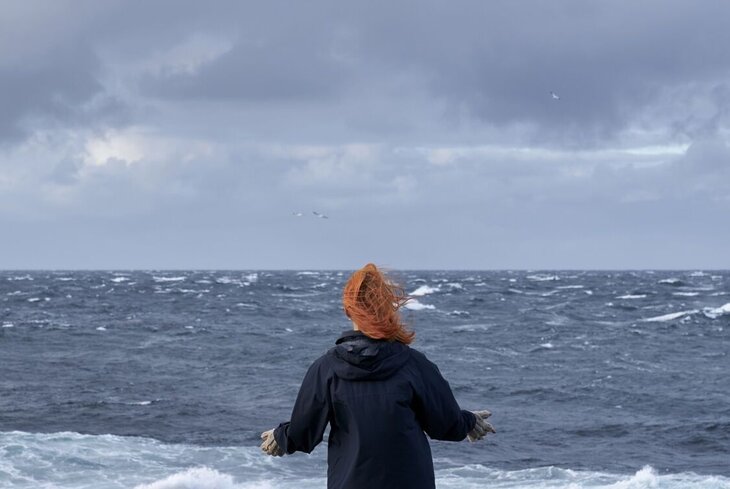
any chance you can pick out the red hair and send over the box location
[342,263,415,344]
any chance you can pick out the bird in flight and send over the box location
[550,91,560,100]
[312,211,329,219]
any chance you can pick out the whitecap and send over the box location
[153,276,187,283]
[539,342,554,349]
[134,467,238,489]
[617,294,647,299]
[642,309,698,322]
[556,285,584,289]
[673,292,699,297]
[703,302,730,319]
[7,274,33,281]
[658,278,682,285]
[243,273,258,283]
[448,310,470,317]
[445,282,463,290]
[96,326,107,331]
[526,274,560,281]
[409,285,440,296]
[404,299,436,311]
[690,271,707,277]
[111,277,129,283]
[2,322,13,328]
[452,324,491,332]
[27,297,41,302]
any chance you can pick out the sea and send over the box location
[1,270,728,489]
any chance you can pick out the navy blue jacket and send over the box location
[274,330,476,489]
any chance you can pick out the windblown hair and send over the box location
[342,263,415,344]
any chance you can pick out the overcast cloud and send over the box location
[1,0,729,269]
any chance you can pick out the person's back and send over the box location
[261,263,495,489]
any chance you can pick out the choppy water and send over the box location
[1,270,729,488]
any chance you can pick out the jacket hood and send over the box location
[329,330,411,381]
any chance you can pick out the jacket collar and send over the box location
[335,329,368,344]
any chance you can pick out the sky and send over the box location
[1,0,729,269]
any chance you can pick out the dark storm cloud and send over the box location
[2,0,730,268]
[0,41,102,142]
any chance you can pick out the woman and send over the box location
[261,263,494,489]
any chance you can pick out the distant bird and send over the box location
[312,211,329,219]
[550,91,561,100]
[292,212,304,217]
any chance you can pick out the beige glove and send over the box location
[467,410,495,442]
[260,429,285,456]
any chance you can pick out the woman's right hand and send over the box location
[260,429,285,456]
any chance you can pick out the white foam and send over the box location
[404,299,436,310]
[703,302,730,319]
[690,271,707,277]
[2,322,13,328]
[658,278,681,284]
[96,326,107,331]
[243,273,258,283]
[673,292,699,297]
[446,282,463,290]
[526,274,560,281]
[153,276,187,283]
[448,310,470,317]
[557,285,584,289]
[135,467,238,489]
[27,297,41,302]
[642,309,698,322]
[410,285,440,296]
[617,294,647,299]
[1,432,728,489]
[7,274,33,281]
[539,342,554,349]
[111,277,129,283]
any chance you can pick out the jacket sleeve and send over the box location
[273,357,331,454]
[411,350,476,441]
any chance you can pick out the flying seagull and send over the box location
[312,211,329,219]
[550,91,560,100]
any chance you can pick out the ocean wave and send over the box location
[658,278,684,286]
[134,467,239,489]
[1,431,728,489]
[642,309,699,322]
[152,276,187,283]
[703,302,730,319]
[403,299,436,310]
[410,285,440,296]
[617,294,647,299]
[641,302,730,322]
[526,274,560,282]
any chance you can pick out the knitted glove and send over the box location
[467,410,495,442]
[260,429,284,456]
